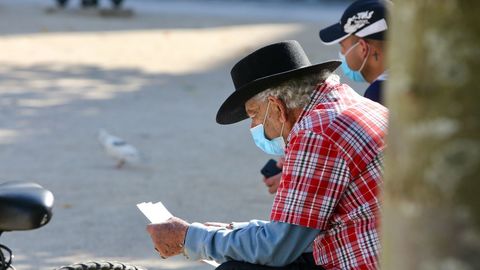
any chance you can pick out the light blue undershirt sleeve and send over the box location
[184,220,321,267]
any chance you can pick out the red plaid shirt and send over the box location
[270,77,388,270]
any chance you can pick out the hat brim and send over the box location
[319,23,351,45]
[216,60,341,125]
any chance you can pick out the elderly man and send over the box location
[147,40,388,270]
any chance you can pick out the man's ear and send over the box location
[267,96,288,123]
[359,39,370,58]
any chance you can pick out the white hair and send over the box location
[252,72,337,109]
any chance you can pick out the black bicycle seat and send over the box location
[0,181,54,232]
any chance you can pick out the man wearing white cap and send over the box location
[319,0,392,104]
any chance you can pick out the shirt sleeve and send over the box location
[270,129,350,230]
[230,221,250,230]
[184,220,320,267]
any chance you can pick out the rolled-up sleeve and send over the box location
[184,220,320,267]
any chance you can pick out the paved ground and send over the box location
[0,1,362,269]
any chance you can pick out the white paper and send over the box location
[137,201,173,223]
[203,260,220,267]
[137,201,220,268]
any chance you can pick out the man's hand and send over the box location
[146,217,190,258]
[264,173,281,194]
[263,158,284,194]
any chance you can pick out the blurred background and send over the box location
[0,0,363,269]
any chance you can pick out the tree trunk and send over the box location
[382,1,480,269]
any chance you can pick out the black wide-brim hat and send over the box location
[216,40,340,125]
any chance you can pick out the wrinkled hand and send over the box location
[264,173,281,194]
[263,158,284,194]
[146,217,190,259]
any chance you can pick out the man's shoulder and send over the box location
[295,86,388,172]
[328,101,388,142]
[298,81,387,135]
[326,100,388,174]
[364,79,384,104]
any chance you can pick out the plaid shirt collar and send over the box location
[296,75,339,125]
[288,75,339,145]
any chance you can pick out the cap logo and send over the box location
[344,11,374,34]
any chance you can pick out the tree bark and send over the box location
[382,1,480,269]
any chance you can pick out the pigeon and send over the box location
[97,129,141,169]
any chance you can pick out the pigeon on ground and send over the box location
[97,129,141,169]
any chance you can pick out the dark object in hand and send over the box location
[261,159,282,178]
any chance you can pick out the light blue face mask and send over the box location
[339,41,369,83]
[250,102,285,156]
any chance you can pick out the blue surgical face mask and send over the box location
[339,41,369,83]
[250,101,285,156]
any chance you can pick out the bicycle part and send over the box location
[54,261,147,270]
[0,243,13,270]
[0,181,54,231]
